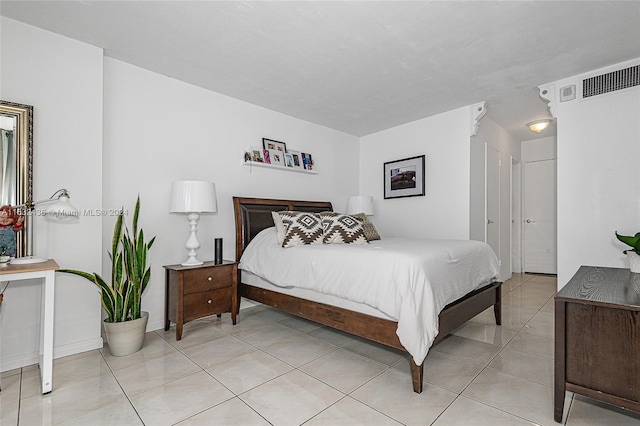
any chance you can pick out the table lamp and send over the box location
[346,195,374,216]
[12,188,79,264]
[170,181,217,266]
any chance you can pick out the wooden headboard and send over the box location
[232,197,333,261]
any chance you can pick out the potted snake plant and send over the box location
[615,231,640,273]
[61,196,155,356]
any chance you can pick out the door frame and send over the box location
[485,144,501,273]
[511,157,523,273]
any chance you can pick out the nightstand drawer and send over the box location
[183,288,232,322]
[183,266,232,294]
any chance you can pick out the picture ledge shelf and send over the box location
[242,161,318,174]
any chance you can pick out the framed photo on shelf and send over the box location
[262,138,287,153]
[383,155,425,199]
[262,149,271,164]
[301,152,314,170]
[288,150,304,169]
[251,147,264,163]
[269,149,285,166]
[284,153,295,168]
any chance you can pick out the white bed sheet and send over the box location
[239,227,499,365]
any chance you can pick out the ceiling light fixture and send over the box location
[527,119,552,133]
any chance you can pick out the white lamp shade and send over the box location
[347,195,374,215]
[170,181,217,213]
[45,193,79,218]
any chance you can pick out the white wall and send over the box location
[470,117,519,281]
[0,17,359,369]
[522,136,556,162]
[103,58,360,332]
[551,58,640,288]
[358,107,471,239]
[0,18,103,371]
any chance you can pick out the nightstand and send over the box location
[164,260,238,340]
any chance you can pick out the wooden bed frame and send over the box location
[233,196,502,393]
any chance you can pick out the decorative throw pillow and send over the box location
[278,211,324,248]
[319,212,368,245]
[272,211,287,245]
[351,213,381,241]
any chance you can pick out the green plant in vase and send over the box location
[61,196,155,355]
[615,231,640,273]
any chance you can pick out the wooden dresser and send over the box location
[555,265,640,422]
[164,260,238,340]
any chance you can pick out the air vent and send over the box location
[583,65,640,98]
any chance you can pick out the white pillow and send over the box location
[272,211,286,245]
[319,212,368,245]
[278,211,324,248]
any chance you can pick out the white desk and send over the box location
[0,259,59,394]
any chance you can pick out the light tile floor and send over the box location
[3,274,640,425]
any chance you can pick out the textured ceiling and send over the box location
[2,1,640,140]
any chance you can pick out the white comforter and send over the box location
[239,227,499,365]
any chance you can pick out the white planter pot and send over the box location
[103,311,148,356]
[628,252,640,273]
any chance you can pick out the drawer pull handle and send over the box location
[208,277,212,281]
[208,299,212,304]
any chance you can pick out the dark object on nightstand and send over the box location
[164,260,238,340]
[214,238,223,264]
[555,265,640,422]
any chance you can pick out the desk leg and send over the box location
[39,270,55,394]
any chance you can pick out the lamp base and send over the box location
[181,258,204,267]
[12,256,48,264]
[181,212,204,267]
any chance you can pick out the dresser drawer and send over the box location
[182,266,233,294]
[183,288,232,322]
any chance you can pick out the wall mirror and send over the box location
[0,100,33,257]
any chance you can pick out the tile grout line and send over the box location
[444,277,557,425]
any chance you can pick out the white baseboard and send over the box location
[54,337,104,360]
[0,337,104,373]
[147,319,165,332]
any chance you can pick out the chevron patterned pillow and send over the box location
[279,211,324,248]
[319,212,368,245]
[351,213,381,241]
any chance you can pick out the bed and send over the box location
[233,196,502,393]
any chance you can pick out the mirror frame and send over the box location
[0,100,33,257]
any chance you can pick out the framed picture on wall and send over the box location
[251,147,264,163]
[383,155,425,199]
[288,150,304,169]
[269,149,285,166]
[301,152,314,170]
[284,153,295,168]
[262,149,271,164]
[262,138,287,153]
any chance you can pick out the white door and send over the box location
[486,146,500,262]
[523,159,557,274]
